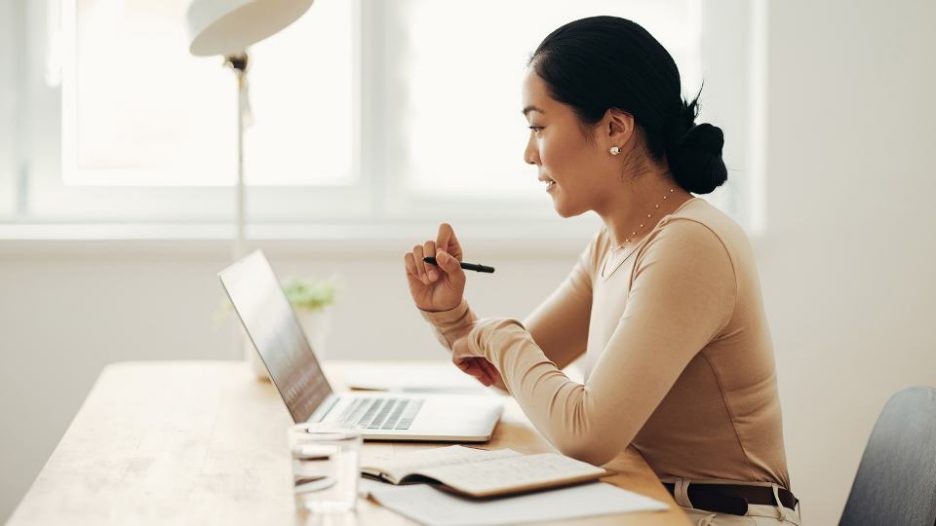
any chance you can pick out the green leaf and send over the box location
[281,277,337,312]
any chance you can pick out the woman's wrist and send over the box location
[418,298,469,319]
[419,299,476,348]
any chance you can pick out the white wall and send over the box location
[2,0,935,524]
[764,0,936,523]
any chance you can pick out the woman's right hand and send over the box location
[403,223,467,312]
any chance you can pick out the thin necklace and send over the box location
[602,187,677,278]
[615,187,676,250]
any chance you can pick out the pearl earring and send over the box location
[609,146,621,156]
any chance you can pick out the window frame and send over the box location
[23,0,373,224]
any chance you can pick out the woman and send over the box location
[403,16,798,525]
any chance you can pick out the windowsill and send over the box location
[0,221,599,257]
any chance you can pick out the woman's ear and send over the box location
[605,109,635,148]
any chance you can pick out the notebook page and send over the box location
[367,445,519,484]
[417,453,606,497]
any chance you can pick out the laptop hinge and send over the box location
[308,394,339,423]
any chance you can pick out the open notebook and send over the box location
[361,445,608,498]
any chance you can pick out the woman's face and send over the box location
[522,69,615,217]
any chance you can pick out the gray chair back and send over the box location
[840,386,936,526]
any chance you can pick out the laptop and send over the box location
[218,250,503,442]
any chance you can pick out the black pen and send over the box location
[423,256,495,274]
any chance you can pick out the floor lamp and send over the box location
[185,0,314,260]
[186,0,314,368]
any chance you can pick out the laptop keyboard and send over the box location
[337,398,424,431]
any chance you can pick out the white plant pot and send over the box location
[244,306,332,381]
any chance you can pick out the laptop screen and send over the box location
[218,250,333,423]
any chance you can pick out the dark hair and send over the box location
[529,16,727,194]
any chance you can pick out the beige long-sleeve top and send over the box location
[422,198,790,488]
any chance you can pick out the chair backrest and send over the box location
[840,386,936,526]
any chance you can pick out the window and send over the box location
[65,0,355,187]
[4,0,762,233]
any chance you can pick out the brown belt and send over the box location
[663,482,799,516]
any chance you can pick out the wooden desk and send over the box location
[9,362,689,525]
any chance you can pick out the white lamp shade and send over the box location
[186,0,314,56]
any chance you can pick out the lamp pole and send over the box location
[225,53,249,261]
[224,53,252,363]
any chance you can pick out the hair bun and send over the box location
[667,122,727,194]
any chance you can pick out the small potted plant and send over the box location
[282,276,337,359]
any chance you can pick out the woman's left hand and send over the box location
[451,333,502,387]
